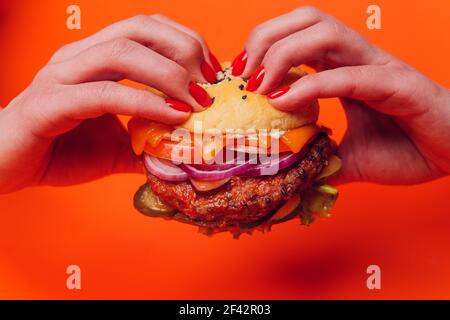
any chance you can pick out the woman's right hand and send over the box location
[0,14,219,193]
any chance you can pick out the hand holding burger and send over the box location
[0,14,218,193]
[236,6,450,185]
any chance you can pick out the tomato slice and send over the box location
[144,140,200,163]
[277,140,292,153]
[146,123,172,147]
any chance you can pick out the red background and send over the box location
[0,0,449,299]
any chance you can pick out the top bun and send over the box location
[179,63,318,132]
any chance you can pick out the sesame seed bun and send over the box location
[178,63,318,132]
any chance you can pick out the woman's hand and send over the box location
[233,6,450,185]
[0,14,219,193]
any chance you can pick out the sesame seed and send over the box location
[242,95,247,100]
[239,84,244,90]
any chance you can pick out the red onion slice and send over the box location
[179,161,253,181]
[189,151,249,171]
[144,151,304,182]
[190,163,237,171]
[243,152,303,176]
[144,154,188,181]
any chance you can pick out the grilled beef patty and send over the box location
[147,134,334,225]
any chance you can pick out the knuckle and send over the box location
[149,13,166,20]
[390,61,413,75]
[317,21,343,48]
[178,36,204,63]
[347,66,366,79]
[131,14,148,25]
[248,25,269,47]
[159,63,188,83]
[50,43,73,61]
[266,40,289,61]
[125,89,146,107]
[188,30,204,43]
[134,15,158,30]
[339,66,361,82]
[294,5,322,19]
[30,82,58,103]
[175,66,190,82]
[34,64,60,83]
[33,66,52,81]
[327,20,346,38]
[95,81,116,102]
[389,63,422,93]
[107,38,136,60]
[342,67,363,93]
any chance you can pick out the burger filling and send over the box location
[128,66,340,236]
[131,125,340,235]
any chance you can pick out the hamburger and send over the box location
[128,62,341,237]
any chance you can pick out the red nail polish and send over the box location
[209,52,222,73]
[189,81,212,107]
[246,65,265,92]
[200,59,217,83]
[231,50,247,76]
[166,99,192,112]
[267,86,290,99]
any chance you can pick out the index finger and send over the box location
[242,6,324,77]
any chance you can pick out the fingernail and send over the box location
[200,59,217,83]
[209,52,222,73]
[231,50,247,76]
[166,99,192,112]
[267,85,290,99]
[189,81,212,107]
[246,65,265,92]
